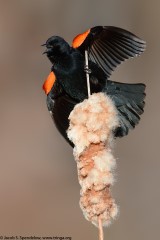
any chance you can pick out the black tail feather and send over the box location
[104,80,146,137]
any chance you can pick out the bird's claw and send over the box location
[84,65,92,74]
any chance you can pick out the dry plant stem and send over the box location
[99,216,104,240]
[85,50,91,97]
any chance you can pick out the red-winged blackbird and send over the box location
[42,26,146,146]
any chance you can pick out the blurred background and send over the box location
[0,0,159,239]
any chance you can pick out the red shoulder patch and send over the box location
[72,29,90,48]
[42,71,56,95]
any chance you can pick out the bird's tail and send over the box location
[104,80,146,137]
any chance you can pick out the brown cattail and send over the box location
[67,93,119,227]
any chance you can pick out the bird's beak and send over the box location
[42,48,52,55]
[41,43,48,54]
[42,46,53,55]
[41,43,52,55]
[42,50,48,54]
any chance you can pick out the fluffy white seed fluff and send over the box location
[67,93,119,227]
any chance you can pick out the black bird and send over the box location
[42,26,146,146]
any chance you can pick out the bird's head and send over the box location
[42,36,71,64]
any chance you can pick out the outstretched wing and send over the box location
[72,26,146,78]
[105,80,146,137]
